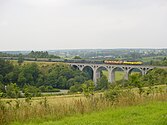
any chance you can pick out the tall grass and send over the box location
[0,86,167,125]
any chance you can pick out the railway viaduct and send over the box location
[68,63,161,84]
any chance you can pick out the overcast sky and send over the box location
[0,0,167,51]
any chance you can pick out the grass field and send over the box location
[12,101,167,125]
[102,70,141,81]
[141,56,166,62]
[0,86,166,125]
[103,71,125,81]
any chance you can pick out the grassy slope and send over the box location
[103,71,125,81]
[13,101,167,125]
[141,56,166,62]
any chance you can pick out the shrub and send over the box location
[23,85,41,97]
[39,85,60,92]
[69,82,82,93]
[104,86,121,103]
[5,83,21,98]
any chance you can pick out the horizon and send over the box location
[1,47,167,52]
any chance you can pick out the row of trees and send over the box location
[0,52,15,57]
[0,51,61,60]
[27,51,60,59]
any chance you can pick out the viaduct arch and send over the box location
[69,63,156,85]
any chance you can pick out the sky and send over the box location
[0,0,167,51]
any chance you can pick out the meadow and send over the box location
[15,101,167,125]
[0,84,166,125]
[103,71,125,81]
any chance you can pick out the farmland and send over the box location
[0,84,166,125]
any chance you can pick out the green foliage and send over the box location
[0,75,3,83]
[115,79,129,87]
[129,73,144,95]
[149,59,167,66]
[73,56,82,59]
[124,68,167,93]
[96,74,109,90]
[18,53,24,65]
[141,68,167,86]
[45,64,88,89]
[104,85,121,102]
[28,51,60,59]
[5,83,21,98]
[1,55,167,99]
[70,82,82,93]
[39,86,60,92]
[0,82,5,94]
[18,72,26,87]
[0,59,13,79]
[57,76,67,88]
[17,63,40,87]
[82,80,95,97]
[23,85,41,97]
[0,52,14,57]
[28,51,49,58]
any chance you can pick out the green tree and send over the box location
[67,78,75,88]
[23,85,41,97]
[18,72,26,87]
[96,75,109,90]
[70,82,82,93]
[20,63,40,86]
[0,82,5,94]
[129,73,144,95]
[104,85,121,102]
[0,75,3,83]
[82,80,95,97]
[18,53,24,65]
[0,59,13,78]
[57,76,67,89]
[73,56,82,59]
[5,83,20,98]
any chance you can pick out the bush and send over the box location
[23,85,41,97]
[5,83,21,98]
[82,80,95,97]
[104,86,121,102]
[70,82,82,93]
[39,85,60,92]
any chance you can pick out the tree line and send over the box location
[0,59,91,98]
[27,51,60,58]
[0,51,61,59]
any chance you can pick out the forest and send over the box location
[0,59,92,98]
